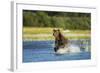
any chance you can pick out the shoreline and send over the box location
[23,38,91,42]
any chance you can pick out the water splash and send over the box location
[56,44,81,54]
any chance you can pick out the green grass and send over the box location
[23,27,90,34]
[23,27,91,40]
[23,27,63,34]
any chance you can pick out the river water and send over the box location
[23,39,91,63]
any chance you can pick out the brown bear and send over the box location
[53,29,68,52]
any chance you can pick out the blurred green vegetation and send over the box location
[23,10,91,30]
[23,10,91,40]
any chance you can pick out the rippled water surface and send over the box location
[23,39,91,63]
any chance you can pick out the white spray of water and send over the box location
[56,44,81,54]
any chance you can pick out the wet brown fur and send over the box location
[53,29,68,52]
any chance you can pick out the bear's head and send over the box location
[53,29,60,39]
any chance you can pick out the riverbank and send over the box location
[23,27,91,40]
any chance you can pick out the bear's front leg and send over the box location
[54,47,59,52]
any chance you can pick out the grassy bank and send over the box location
[23,27,91,40]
